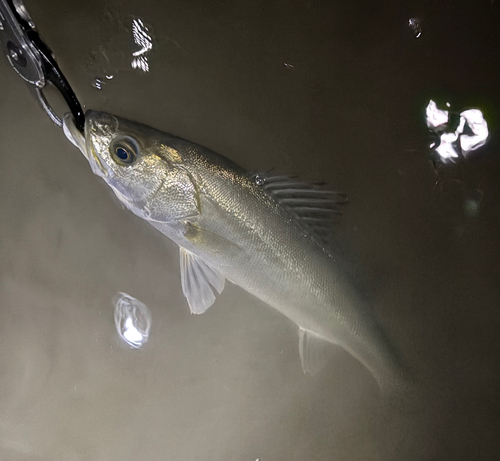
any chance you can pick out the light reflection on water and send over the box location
[88,15,153,91]
[425,100,489,161]
[131,18,153,72]
[0,0,499,459]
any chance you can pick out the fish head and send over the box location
[63,110,200,223]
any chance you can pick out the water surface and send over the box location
[1,0,499,459]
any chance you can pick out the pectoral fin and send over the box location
[179,247,225,314]
[298,327,334,375]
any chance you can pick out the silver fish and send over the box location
[64,111,407,388]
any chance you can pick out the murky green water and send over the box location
[1,0,499,459]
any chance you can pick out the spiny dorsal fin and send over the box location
[249,172,348,247]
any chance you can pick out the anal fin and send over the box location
[298,327,335,375]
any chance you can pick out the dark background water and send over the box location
[1,0,499,459]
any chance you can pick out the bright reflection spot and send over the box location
[131,18,153,72]
[93,78,104,90]
[92,74,114,90]
[123,318,144,343]
[114,292,152,349]
[435,131,460,160]
[408,18,422,38]
[459,109,489,154]
[426,100,448,129]
[425,100,489,161]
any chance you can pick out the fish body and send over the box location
[64,111,406,387]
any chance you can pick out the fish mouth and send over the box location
[62,112,109,178]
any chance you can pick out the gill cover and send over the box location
[64,111,200,223]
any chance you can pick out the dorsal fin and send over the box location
[249,172,348,247]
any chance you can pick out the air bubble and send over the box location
[113,292,152,349]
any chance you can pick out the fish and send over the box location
[63,110,408,388]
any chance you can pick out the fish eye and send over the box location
[111,137,138,165]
